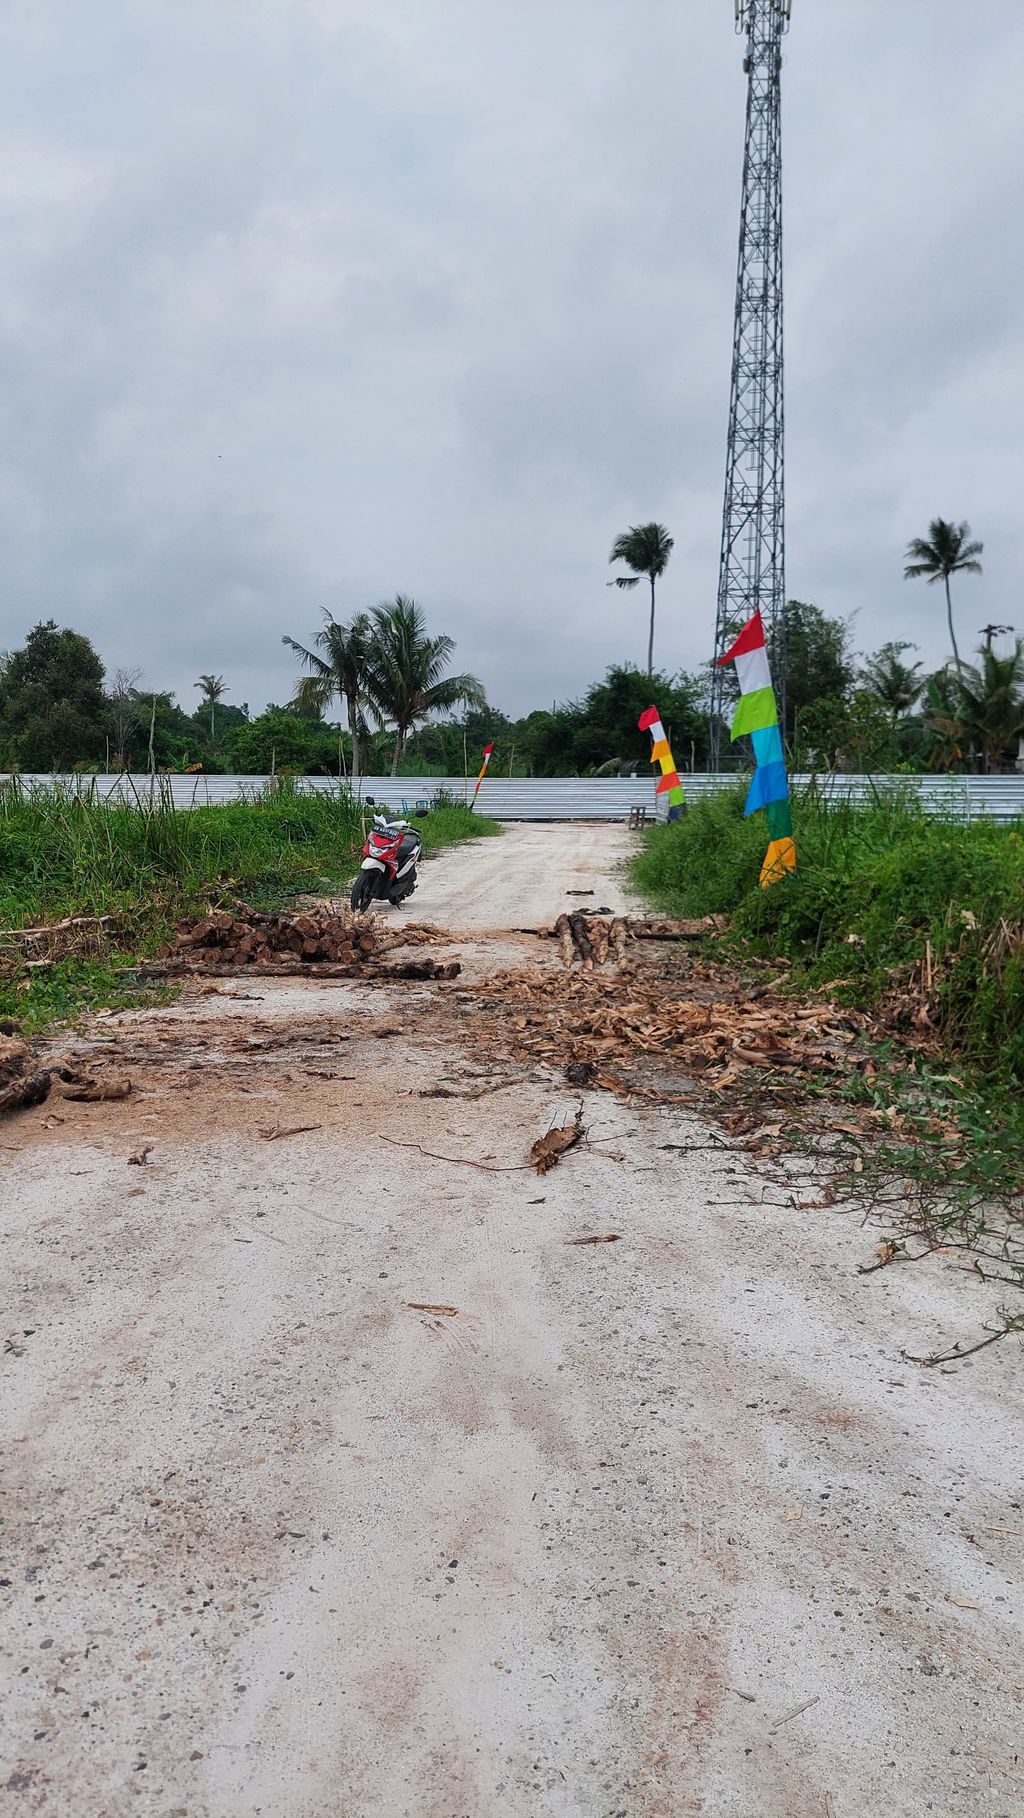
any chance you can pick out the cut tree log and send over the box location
[568,913,595,966]
[627,916,723,940]
[0,1033,52,1116]
[0,1070,52,1115]
[135,957,461,982]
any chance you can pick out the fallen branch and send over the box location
[769,1695,820,1731]
[627,919,720,942]
[418,1078,517,1100]
[375,1133,532,1172]
[0,913,120,943]
[138,958,460,982]
[901,1323,1023,1368]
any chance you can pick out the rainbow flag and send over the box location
[638,706,685,813]
[716,610,796,887]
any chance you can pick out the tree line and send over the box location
[0,515,1019,778]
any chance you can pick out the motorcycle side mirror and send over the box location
[364,795,376,806]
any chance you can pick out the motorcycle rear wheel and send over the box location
[389,871,417,906]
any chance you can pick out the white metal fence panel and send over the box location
[4,772,1024,823]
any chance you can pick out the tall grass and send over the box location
[0,780,499,1028]
[0,778,366,930]
[633,787,1024,1079]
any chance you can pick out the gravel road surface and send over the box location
[2,824,1021,1817]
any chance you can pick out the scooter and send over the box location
[351,811,423,911]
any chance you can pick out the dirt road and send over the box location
[416,822,636,929]
[2,825,1021,1817]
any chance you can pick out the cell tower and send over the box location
[710,0,791,766]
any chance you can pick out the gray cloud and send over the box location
[0,0,1020,717]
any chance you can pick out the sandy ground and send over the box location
[413,823,637,929]
[2,825,1022,1818]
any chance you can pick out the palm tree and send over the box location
[282,611,371,780]
[366,595,486,775]
[859,641,924,729]
[957,639,1024,773]
[608,522,674,677]
[922,668,966,772]
[195,673,228,741]
[903,518,983,679]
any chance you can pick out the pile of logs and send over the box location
[159,904,381,968]
[552,913,630,969]
[544,913,722,968]
[151,903,460,981]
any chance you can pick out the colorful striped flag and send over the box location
[716,610,796,887]
[470,741,494,810]
[638,707,685,815]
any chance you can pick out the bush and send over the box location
[0,780,365,930]
[633,787,1024,1079]
[0,781,502,1028]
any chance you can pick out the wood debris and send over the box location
[530,1112,585,1174]
[769,1694,820,1731]
[60,1075,132,1102]
[0,913,121,964]
[542,913,721,968]
[154,902,456,974]
[0,1033,52,1116]
[470,960,868,1091]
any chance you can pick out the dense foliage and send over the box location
[633,789,1024,1081]
[0,621,108,770]
[2,576,1022,776]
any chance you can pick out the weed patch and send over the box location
[633,788,1024,1081]
[0,781,500,1030]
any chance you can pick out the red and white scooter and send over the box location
[350,810,423,911]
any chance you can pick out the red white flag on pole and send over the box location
[471,742,494,809]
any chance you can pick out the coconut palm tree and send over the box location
[957,639,1024,773]
[608,522,674,677]
[903,518,983,679]
[282,611,371,780]
[366,595,486,775]
[859,641,924,729]
[922,668,966,773]
[194,673,228,741]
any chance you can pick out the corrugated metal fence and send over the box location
[5,772,1024,823]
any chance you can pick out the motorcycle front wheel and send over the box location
[350,870,378,912]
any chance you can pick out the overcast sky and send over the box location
[1,1,1021,718]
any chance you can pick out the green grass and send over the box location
[634,788,1024,1298]
[3,959,177,1036]
[633,787,1024,1081]
[0,780,500,1029]
[418,803,501,848]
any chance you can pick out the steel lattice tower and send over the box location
[710,0,791,767]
